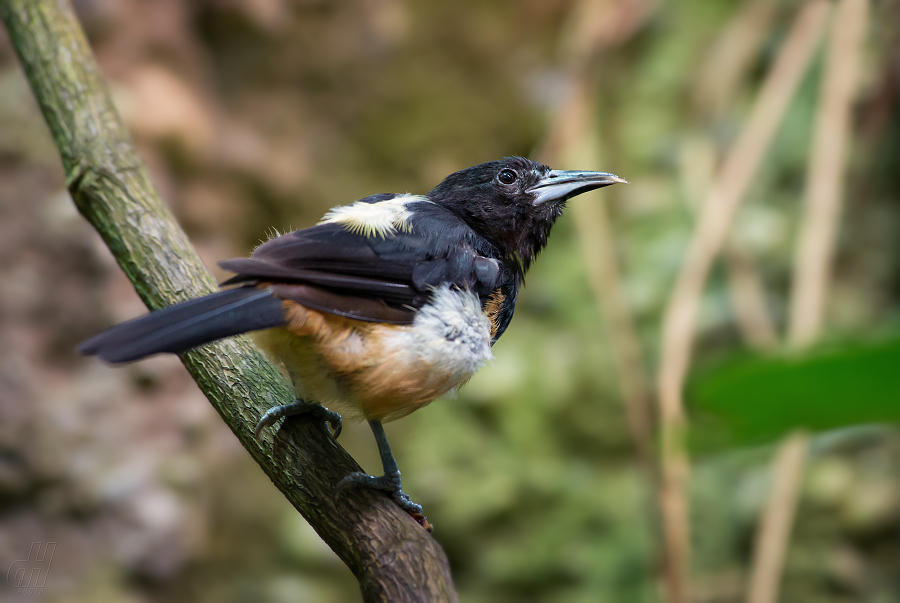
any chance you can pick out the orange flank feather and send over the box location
[483,289,505,340]
[253,299,478,422]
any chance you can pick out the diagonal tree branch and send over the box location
[0,1,455,601]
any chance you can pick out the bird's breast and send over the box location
[253,284,493,422]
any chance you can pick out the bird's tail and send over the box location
[78,286,286,364]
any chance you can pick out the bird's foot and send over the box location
[335,469,423,515]
[254,399,343,440]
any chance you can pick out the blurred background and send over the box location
[1,0,899,601]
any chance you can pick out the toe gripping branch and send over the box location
[336,469,423,515]
[254,399,343,440]
[255,405,425,520]
[336,420,424,516]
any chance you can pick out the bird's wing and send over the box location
[219,198,501,324]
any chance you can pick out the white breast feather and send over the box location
[317,194,425,238]
[382,284,493,385]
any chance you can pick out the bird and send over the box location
[79,157,625,515]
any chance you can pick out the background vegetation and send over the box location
[0,0,898,601]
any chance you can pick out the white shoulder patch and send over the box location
[317,194,426,238]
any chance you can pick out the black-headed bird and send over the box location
[79,157,625,514]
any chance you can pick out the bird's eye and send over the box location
[498,169,518,185]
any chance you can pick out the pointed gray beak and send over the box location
[529,170,627,205]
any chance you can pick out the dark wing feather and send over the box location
[270,284,414,323]
[218,201,502,323]
[220,257,416,305]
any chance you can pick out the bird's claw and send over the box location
[315,406,343,440]
[335,470,424,515]
[254,406,284,439]
[254,399,343,440]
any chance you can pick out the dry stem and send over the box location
[748,2,869,602]
[656,4,831,601]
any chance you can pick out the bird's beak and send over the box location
[529,170,627,206]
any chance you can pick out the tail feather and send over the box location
[79,287,286,364]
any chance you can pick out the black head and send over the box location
[428,157,625,271]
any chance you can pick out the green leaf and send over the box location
[687,336,900,451]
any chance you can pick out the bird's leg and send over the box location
[254,398,343,440]
[335,420,423,515]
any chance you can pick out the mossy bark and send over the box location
[0,1,456,601]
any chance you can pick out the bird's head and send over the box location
[428,157,625,270]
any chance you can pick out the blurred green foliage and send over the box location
[689,335,900,450]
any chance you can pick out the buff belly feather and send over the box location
[253,284,493,422]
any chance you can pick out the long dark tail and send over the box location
[78,286,286,364]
